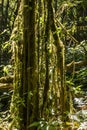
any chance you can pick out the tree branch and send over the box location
[55,19,79,44]
[66,60,87,71]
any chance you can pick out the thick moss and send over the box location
[0,76,13,83]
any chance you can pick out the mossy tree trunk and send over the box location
[22,0,39,129]
[47,0,68,120]
[10,1,39,130]
[41,7,50,115]
[10,0,70,129]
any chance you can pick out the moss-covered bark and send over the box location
[47,0,68,120]
[10,1,39,129]
[22,0,39,129]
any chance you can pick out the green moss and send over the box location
[0,76,13,83]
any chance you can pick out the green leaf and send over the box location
[37,125,42,130]
[48,126,56,130]
[29,122,40,128]
[42,125,47,130]
[3,66,9,75]
[28,91,33,100]
[2,42,10,50]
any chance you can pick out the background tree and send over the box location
[0,0,20,76]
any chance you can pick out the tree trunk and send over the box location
[10,1,39,129]
[22,0,39,129]
[47,0,68,120]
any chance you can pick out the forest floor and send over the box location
[68,90,87,130]
[0,86,87,130]
[0,82,12,130]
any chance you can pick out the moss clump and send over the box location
[0,76,13,83]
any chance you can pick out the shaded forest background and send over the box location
[0,0,87,130]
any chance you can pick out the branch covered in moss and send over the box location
[0,76,13,83]
[66,60,87,71]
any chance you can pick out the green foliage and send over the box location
[74,67,87,88]
[0,29,7,36]
[2,42,11,51]
[10,94,25,129]
[29,119,61,130]
[3,66,9,76]
[3,65,13,76]
[28,91,33,100]
[73,85,83,95]
[66,42,86,64]
[66,80,74,86]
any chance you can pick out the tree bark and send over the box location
[23,0,39,129]
[47,0,68,120]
